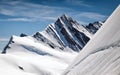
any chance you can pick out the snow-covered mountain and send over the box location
[1,35,78,75]
[0,13,103,75]
[2,14,95,53]
[0,14,90,75]
[62,5,120,75]
[33,14,92,52]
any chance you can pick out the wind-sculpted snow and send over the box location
[21,45,53,56]
[63,40,120,75]
[63,5,120,75]
[64,46,120,75]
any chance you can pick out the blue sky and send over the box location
[0,0,120,50]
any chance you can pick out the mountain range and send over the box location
[0,13,103,75]
[1,5,120,75]
[2,14,103,54]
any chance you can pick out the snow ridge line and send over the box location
[64,40,120,75]
[21,45,52,56]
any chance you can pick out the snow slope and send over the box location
[63,5,120,75]
[0,35,77,75]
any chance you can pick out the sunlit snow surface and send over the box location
[63,5,120,75]
[0,36,77,75]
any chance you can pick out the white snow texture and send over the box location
[63,5,120,75]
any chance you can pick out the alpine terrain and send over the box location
[0,13,103,75]
[63,5,120,75]
[4,4,120,75]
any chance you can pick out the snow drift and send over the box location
[63,5,120,75]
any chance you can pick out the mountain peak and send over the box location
[61,14,70,18]
[39,14,91,52]
[59,14,72,21]
[54,14,75,29]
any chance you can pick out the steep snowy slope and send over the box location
[63,5,120,75]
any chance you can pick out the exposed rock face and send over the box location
[2,36,13,53]
[33,32,57,49]
[20,33,27,37]
[33,14,91,52]
[85,21,103,34]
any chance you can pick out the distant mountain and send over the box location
[33,14,92,52]
[84,21,103,34]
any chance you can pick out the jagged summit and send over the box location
[60,14,71,20]
[55,14,73,28]
[85,21,103,34]
[38,14,91,51]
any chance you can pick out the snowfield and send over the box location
[0,35,77,75]
[63,5,120,75]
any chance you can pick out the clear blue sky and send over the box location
[0,0,120,50]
